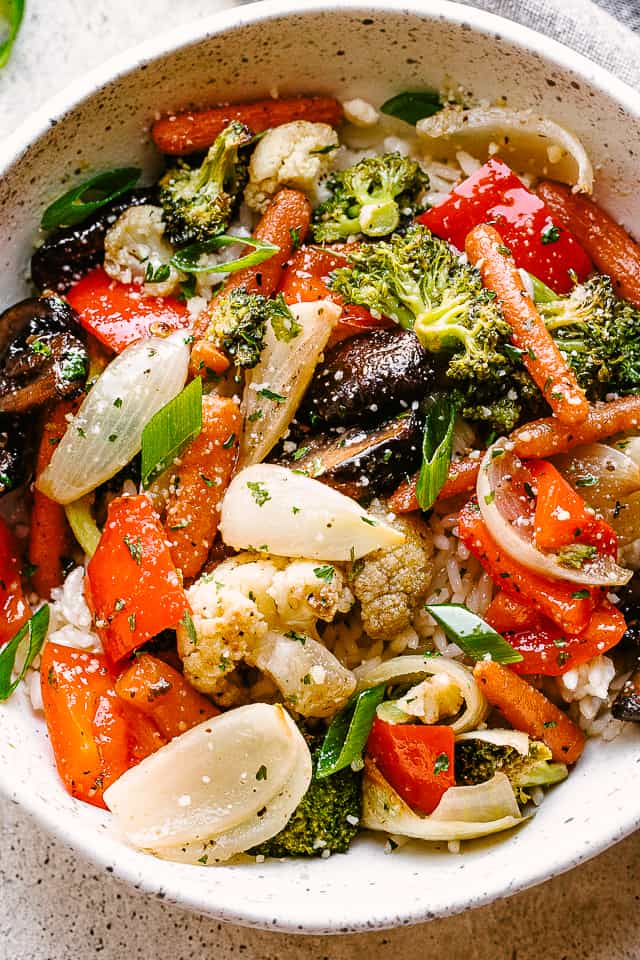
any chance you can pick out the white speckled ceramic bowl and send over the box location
[1,0,640,934]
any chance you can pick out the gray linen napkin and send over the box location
[460,0,640,90]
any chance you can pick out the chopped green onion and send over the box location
[170,235,279,275]
[425,604,524,664]
[415,397,456,511]
[41,167,141,231]
[0,0,24,69]
[0,605,49,701]
[380,89,442,125]
[316,684,386,779]
[141,376,202,487]
[64,496,101,557]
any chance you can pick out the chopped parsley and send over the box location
[144,262,171,283]
[123,534,143,565]
[257,388,286,404]
[434,752,450,775]
[247,481,271,506]
[256,764,268,781]
[313,564,335,583]
[541,224,561,244]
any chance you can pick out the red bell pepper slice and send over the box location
[0,516,31,646]
[418,159,592,294]
[458,499,600,634]
[279,245,390,345]
[366,717,455,815]
[485,591,541,634]
[528,459,617,557]
[87,495,189,662]
[41,642,163,807]
[66,267,189,354]
[504,600,627,676]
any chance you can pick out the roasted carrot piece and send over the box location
[0,516,31,645]
[473,660,585,764]
[165,395,241,579]
[152,95,343,155]
[388,456,482,513]
[538,180,640,308]
[512,395,640,458]
[192,189,312,351]
[115,653,219,740]
[189,340,231,378]
[465,223,588,426]
[29,399,79,597]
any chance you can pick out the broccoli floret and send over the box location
[252,731,362,858]
[539,275,640,398]
[455,738,567,804]
[159,121,252,245]
[206,290,299,369]
[311,153,429,242]
[331,225,512,380]
[206,287,270,368]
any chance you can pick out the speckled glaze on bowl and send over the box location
[1,0,640,934]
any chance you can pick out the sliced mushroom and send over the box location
[302,329,435,427]
[31,188,157,293]
[612,670,640,722]
[288,411,422,499]
[0,297,88,414]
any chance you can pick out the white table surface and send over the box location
[2,2,640,957]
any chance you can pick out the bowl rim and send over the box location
[2,0,640,933]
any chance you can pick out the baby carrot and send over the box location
[193,188,312,345]
[152,95,343,155]
[164,395,241,580]
[511,394,640,458]
[473,660,585,764]
[538,180,640,308]
[388,456,482,513]
[465,223,589,427]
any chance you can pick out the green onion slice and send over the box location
[380,90,442,125]
[171,235,279,275]
[425,603,524,664]
[141,376,203,488]
[0,0,24,69]
[65,496,101,557]
[415,397,456,511]
[316,683,386,779]
[41,167,141,231]
[0,605,50,701]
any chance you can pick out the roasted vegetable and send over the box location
[612,669,640,722]
[538,274,640,399]
[159,121,252,245]
[311,153,428,242]
[302,329,434,427]
[0,413,29,495]
[31,188,157,293]
[455,737,567,803]
[0,297,88,414]
[251,729,362,858]
[287,412,422,499]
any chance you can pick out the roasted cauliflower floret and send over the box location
[178,553,356,716]
[395,674,463,724]
[268,561,354,630]
[350,507,434,640]
[244,121,339,212]
[177,579,268,697]
[103,204,185,297]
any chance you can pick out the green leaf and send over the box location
[0,605,50,701]
[425,603,524,664]
[0,0,24,69]
[316,684,386,779]
[415,398,456,511]
[380,90,442,125]
[41,167,141,231]
[144,262,171,283]
[170,234,279,275]
[141,376,203,487]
